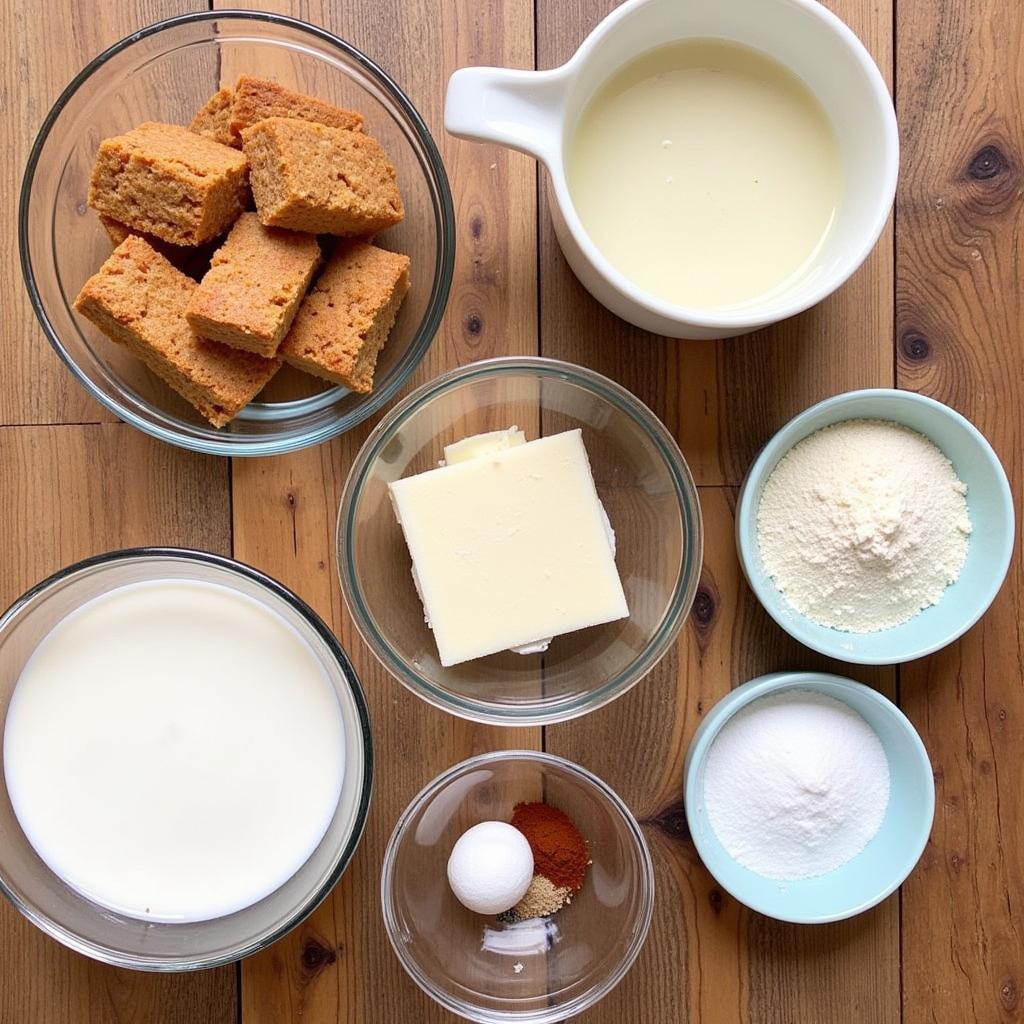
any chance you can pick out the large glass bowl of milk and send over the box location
[0,549,372,969]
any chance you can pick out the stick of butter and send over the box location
[389,428,629,667]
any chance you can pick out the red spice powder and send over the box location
[511,802,588,891]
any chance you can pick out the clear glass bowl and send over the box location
[381,750,654,1023]
[19,11,454,457]
[0,549,372,970]
[337,357,703,725]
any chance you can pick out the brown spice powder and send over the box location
[498,874,573,923]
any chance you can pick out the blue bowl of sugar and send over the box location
[683,672,934,924]
[735,388,1014,665]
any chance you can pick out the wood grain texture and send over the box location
[0,424,235,1024]
[220,0,540,1019]
[896,1,1024,1021]
[537,0,899,1021]
[3,1,1023,1023]
[1,0,206,427]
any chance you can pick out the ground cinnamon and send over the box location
[510,802,589,891]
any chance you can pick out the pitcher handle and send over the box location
[444,66,566,167]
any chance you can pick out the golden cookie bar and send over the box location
[279,240,410,393]
[73,235,281,427]
[241,117,403,236]
[88,122,249,246]
[229,75,363,140]
[186,212,321,357]
[190,87,237,148]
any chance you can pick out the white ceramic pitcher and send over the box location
[445,0,898,340]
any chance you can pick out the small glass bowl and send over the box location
[20,11,454,457]
[337,357,703,726]
[381,750,654,1023]
[0,549,373,970]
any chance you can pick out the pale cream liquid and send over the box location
[3,580,346,923]
[568,40,842,308]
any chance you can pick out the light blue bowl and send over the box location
[684,672,934,924]
[736,389,1014,664]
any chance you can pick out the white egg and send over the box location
[446,821,534,915]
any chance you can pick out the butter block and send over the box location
[389,428,629,667]
[443,427,525,465]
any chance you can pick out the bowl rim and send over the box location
[683,671,935,924]
[379,748,655,1023]
[735,387,1016,664]
[18,9,456,458]
[336,355,704,726]
[0,546,374,971]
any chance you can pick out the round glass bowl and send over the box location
[381,750,654,1022]
[684,672,934,923]
[736,389,1015,664]
[337,357,703,725]
[20,11,454,457]
[0,549,372,970]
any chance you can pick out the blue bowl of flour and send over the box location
[684,672,934,924]
[736,389,1014,665]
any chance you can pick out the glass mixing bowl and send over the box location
[337,357,703,726]
[20,11,454,457]
[381,750,654,1022]
[0,549,372,970]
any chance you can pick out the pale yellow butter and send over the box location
[442,426,525,465]
[389,428,628,667]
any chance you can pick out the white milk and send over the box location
[3,579,346,923]
[567,39,842,309]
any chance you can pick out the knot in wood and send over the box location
[301,937,337,972]
[465,312,483,337]
[899,330,931,362]
[1000,978,1019,1011]
[967,144,1008,181]
[645,800,691,843]
[692,584,716,628]
[708,887,725,916]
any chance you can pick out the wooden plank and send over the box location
[0,424,235,1024]
[1,0,206,427]
[895,2,1024,1021]
[536,1,899,1021]
[220,0,540,1019]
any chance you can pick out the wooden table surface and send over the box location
[2,0,1021,1021]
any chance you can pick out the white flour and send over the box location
[756,419,971,632]
[703,691,890,880]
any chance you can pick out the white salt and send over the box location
[703,690,891,880]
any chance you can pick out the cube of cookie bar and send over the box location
[88,122,248,246]
[186,213,321,357]
[229,75,363,141]
[279,240,410,393]
[190,87,238,148]
[242,118,403,236]
[73,236,281,427]
[97,215,217,279]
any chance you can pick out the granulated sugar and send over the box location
[756,419,971,632]
[703,690,890,881]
